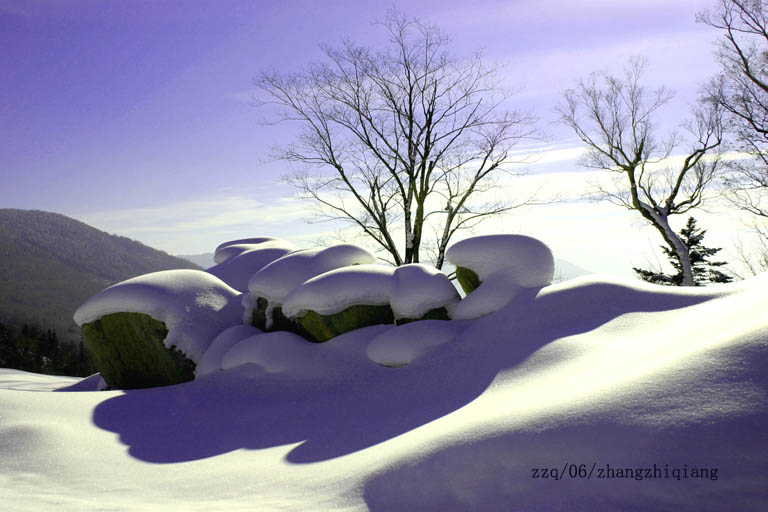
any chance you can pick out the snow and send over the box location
[366,320,461,367]
[245,244,376,322]
[281,263,458,320]
[196,324,263,377]
[213,237,284,264]
[446,234,555,284]
[207,238,298,292]
[5,257,768,509]
[390,264,459,319]
[282,263,396,317]
[448,234,556,320]
[221,331,330,375]
[73,269,243,362]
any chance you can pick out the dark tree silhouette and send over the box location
[559,57,724,286]
[699,0,768,272]
[634,216,733,286]
[256,11,540,268]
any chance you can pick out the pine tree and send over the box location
[634,217,733,286]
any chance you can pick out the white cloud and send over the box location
[69,141,759,279]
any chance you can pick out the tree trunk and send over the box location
[646,210,694,286]
[411,197,426,264]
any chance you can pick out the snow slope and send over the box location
[2,274,767,511]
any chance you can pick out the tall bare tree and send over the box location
[699,0,768,272]
[558,58,724,286]
[255,11,537,269]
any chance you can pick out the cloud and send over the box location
[72,194,317,255]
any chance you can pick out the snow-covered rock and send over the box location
[213,237,284,264]
[282,263,458,321]
[447,234,555,320]
[282,264,396,318]
[244,244,376,328]
[446,234,555,286]
[207,238,298,292]
[248,244,376,305]
[390,264,460,320]
[280,263,458,342]
[74,269,243,363]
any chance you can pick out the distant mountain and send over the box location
[177,252,215,269]
[0,209,201,343]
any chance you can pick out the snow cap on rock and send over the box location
[281,263,458,320]
[447,234,555,320]
[213,237,285,264]
[247,244,376,305]
[282,264,395,318]
[73,269,244,362]
[390,264,459,319]
[207,239,298,292]
[446,234,555,286]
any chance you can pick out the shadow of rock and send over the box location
[91,281,717,464]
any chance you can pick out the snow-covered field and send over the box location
[2,270,767,511]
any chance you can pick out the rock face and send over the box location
[81,312,195,389]
[455,266,481,295]
[297,305,395,343]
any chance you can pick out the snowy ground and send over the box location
[1,274,767,511]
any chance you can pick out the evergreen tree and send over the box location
[634,217,733,286]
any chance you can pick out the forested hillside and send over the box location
[0,209,200,374]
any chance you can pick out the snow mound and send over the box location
[221,331,331,376]
[247,244,376,305]
[207,239,298,292]
[282,264,396,318]
[73,269,243,362]
[390,264,459,319]
[196,324,263,377]
[281,263,458,321]
[446,234,555,284]
[447,234,555,320]
[366,320,461,367]
[213,237,284,264]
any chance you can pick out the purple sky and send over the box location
[2,0,734,273]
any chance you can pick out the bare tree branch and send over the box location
[699,0,768,261]
[254,10,540,268]
[557,57,725,285]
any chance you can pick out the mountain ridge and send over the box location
[0,209,201,343]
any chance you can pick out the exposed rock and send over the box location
[297,305,395,343]
[81,312,195,389]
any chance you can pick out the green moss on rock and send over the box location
[271,305,313,339]
[298,304,394,342]
[81,312,195,389]
[455,266,481,295]
[395,307,451,325]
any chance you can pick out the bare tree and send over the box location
[698,0,768,272]
[558,58,724,286]
[255,11,538,269]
